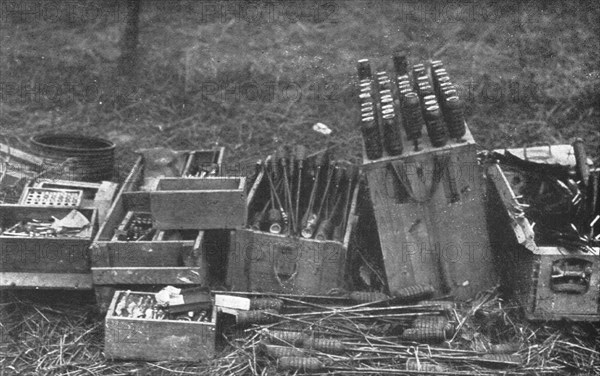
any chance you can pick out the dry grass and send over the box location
[1,0,599,374]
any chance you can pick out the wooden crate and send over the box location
[119,148,245,230]
[0,205,97,289]
[362,128,498,300]
[150,177,247,230]
[23,179,119,223]
[486,163,599,321]
[226,168,359,294]
[91,188,211,312]
[104,290,216,362]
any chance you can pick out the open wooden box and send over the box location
[0,205,97,288]
[150,176,247,230]
[486,162,599,321]
[104,290,216,362]
[226,162,359,295]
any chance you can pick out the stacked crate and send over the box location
[0,141,118,289]
[92,148,249,312]
[357,57,498,300]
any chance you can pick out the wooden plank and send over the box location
[0,272,92,289]
[215,294,251,310]
[92,267,208,285]
[150,189,246,230]
[0,142,45,166]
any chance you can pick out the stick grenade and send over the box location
[315,161,336,224]
[294,145,307,233]
[341,164,359,236]
[302,151,328,238]
[265,156,287,233]
[278,146,295,234]
[317,164,346,241]
[252,178,283,231]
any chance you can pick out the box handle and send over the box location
[550,258,592,294]
[273,245,298,288]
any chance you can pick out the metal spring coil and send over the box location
[263,344,304,358]
[402,326,446,343]
[424,105,448,147]
[236,309,278,325]
[444,95,467,140]
[361,116,383,160]
[392,283,435,301]
[401,92,424,142]
[381,114,404,156]
[250,298,284,311]
[278,357,323,372]
[265,330,305,345]
[303,338,345,354]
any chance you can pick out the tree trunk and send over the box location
[117,0,141,77]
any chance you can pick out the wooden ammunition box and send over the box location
[0,205,97,288]
[362,128,498,300]
[487,163,599,321]
[150,177,247,230]
[226,168,359,294]
[104,290,216,362]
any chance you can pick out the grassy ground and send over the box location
[1,0,599,375]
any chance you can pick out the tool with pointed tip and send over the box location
[332,164,358,241]
[313,161,336,237]
[252,178,283,231]
[301,152,328,238]
[294,145,307,233]
[278,146,295,234]
[264,156,288,232]
[315,164,346,240]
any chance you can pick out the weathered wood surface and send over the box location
[0,206,97,273]
[93,267,208,285]
[364,132,497,300]
[0,272,92,289]
[226,170,358,294]
[150,177,247,230]
[105,291,216,362]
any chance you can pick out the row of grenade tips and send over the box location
[357,55,467,160]
[112,291,211,322]
[249,145,358,241]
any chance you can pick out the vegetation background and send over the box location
[0,0,598,374]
